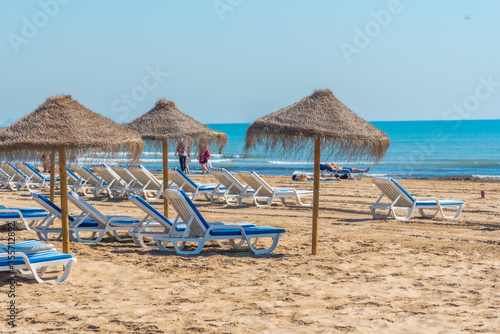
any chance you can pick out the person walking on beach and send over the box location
[198,143,211,175]
[175,138,191,173]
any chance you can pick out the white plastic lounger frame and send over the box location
[70,166,108,197]
[128,194,183,249]
[169,167,222,201]
[0,168,12,188]
[0,206,48,231]
[127,164,164,201]
[154,189,286,255]
[236,171,313,207]
[369,177,464,220]
[208,168,255,204]
[31,192,102,241]
[0,249,76,283]
[67,191,142,242]
[0,163,26,190]
[91,164,128,198]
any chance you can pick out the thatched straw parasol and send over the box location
[0,95,144,253]
[245,89,390,255]
[128,98,227,216]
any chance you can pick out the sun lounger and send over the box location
[15,163,54,191]
[111,165,156,198]
[128,194,186,249]
[319,164,365,180]
[154,189,286,254]
[0,239,55,253]
[169,167,225,201]
[67,191,143,242]
[31,192,100,241]
[0,248,76,283]
[66,167,92,195]
[0,205,48,231]
[70,166,109,197]
[91,164,128,198]
[208,167,254,204]
[127,164,164,201]
[128,194,254,249]
[0,167,13,188]
[369,177,465,220]
[236,171,313,207]
[0,163,28,190]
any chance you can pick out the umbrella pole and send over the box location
[162,138,169,218]
[312,138,321,255]
[50,151,56,203]
[59,149,70,254]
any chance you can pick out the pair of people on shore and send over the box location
[175,139,211,174]
[293,163,370,181]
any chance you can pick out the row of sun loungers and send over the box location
[0,162,56,191]
[1,175,464,283]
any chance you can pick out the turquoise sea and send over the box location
[109,120,500,179]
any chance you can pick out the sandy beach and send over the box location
[1,174,499,333]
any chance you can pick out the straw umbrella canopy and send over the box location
[127,98,227,217]
[0,95,144,254]
[245,89,390,255]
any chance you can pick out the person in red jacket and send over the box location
[198,143,211,174]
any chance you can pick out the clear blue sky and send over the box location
[1,0,499,125]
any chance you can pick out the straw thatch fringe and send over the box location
[244,89,390,161]
[0,95,144,162]
[128,98,227,151]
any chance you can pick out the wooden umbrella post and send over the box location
[162,138,169,218]
[59,149,70,254]
[50,151,56,203]
[312,138,321,255]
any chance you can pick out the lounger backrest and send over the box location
[210,168,245,194]
[92,164,127,186]
[169,168,198,192]
[238,172,274,196]
[71,166,100,186]
[15,163,42,182]
[25,163,47,182]
[0,168,10,180]
[2,163,25,181]
[67,191,107,227]
[128,194,172,228]
[66,167,82,185]
[31,192,76,222]
[127,165,162,190]
[372,177,415,207]
[164,189,209,237]
[111,165,140,186]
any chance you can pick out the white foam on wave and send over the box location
[268,161,313,165]
[472,175,500,180]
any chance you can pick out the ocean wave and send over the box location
[472,175,500,180]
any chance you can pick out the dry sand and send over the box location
[1,175,499,333]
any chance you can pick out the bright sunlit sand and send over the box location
[1,174,499,333]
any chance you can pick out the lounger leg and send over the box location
[112,230,133,242]
[72,230,104,243]
[418,208,439,219]
[246,235,281,255]
[438,205,463,219]
[391,207,414,220]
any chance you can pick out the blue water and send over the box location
[126,120,500,179]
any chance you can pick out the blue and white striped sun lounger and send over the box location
[208,168,255,204]
[70,166,109,197]
[370,177,465,220]
[236,171,313,207]
[319,164,366,180]
[154,189,286,255]
[0,247,77,283]
[169,167,225,201]
[0,205,48,231]
[31,192,100,241]
[67,191,143,242]
[0,239,55,253]
[127,164,164,201]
